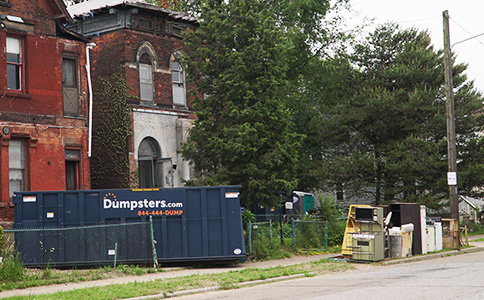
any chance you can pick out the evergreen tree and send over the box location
[181,0,325,206]
[317,23,484,209]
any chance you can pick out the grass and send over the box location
[4,259,354,300]
[0,264,164,292]
[470,238,484,242]
[463,223,484,236]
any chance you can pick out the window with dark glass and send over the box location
[138,137,162,188]
[138,18,153,29]
[7,37,22,90]
[62,58,77,87]
[65,149,80,190]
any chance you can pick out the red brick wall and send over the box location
[89,29,195,109]
[0,1,90,221]
[0,0,58,35]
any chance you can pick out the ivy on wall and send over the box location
[90,71,134,189]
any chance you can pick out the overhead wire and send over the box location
[449,17,484,48]
[197,6,484,52]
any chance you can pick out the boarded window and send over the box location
[63,58,79,115]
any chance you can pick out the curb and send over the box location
[382,246,484,265]
[124,248,484,300]
[125,273,307,300]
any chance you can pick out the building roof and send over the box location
[49,0,73,22]
[67,0,197,23]
[68,0,143,17]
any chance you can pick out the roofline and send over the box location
[57,20,89,42]
[71,2,197,24]
[53,0,73,23]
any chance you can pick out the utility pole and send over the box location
[443,10,459,249]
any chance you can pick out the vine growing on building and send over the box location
[90,71,134,189]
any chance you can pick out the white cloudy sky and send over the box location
[345,0,484,92]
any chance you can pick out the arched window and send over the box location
[139,53,153,102]
[137,42,158,103]
[138,137,162,188]
[172,52,186,106]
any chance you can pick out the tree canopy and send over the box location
[180,0,346,206]
[311,23,484,210]
[157,0,484,211]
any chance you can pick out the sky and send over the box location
[346,0,484,93]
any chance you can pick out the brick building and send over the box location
[0,0,91,222]
[68,0,197,189]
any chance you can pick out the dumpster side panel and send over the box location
[186,189,204,258]
[85,192,101,225]
[13,186,246,266]
[226,195,246,257]
[42,193,61,227]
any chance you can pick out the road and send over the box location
[174,251,484,300]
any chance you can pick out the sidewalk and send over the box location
[2,238,484,299]
[0,253,336,298]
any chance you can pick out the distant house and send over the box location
[67,0,197,189]
[0,0,91,222]
[459,196,484,223]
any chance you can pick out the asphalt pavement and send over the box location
[1,236,484,299]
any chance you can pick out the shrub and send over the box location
[464,222,484,235]
[251,238,292,261]
[0,252,25,283]
[318,193,346,247]
[0,226,4,254]
[242,210,255,229]
[292,217,326,249]
[272,222,292,239]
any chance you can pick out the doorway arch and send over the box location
[138,137,162,188]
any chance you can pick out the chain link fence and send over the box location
[4,222,155,268]
[291,220,328,250]
[247,216,329,254]
[247,220,273,254]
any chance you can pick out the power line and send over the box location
[449,17,484,48]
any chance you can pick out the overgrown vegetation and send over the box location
[317,194,346,247]
[0,252,25,285]
[0,262,159,292]
[246,195,346,261]
[4,259,354,300]
[464,222,484,235]
[90,71,134,189]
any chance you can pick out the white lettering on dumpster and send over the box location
[103,193,183,211]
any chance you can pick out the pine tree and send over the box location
[317,23,484,209]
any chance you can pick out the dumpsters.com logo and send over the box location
[103,193,183,211]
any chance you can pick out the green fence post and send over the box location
[248,220,252,255]
[149,216,158,268]
[324,221,328,251]
[114,242,118,268]
[269,219,273,245]
[291,219,295,247]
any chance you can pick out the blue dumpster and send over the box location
[13,186,246,267]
